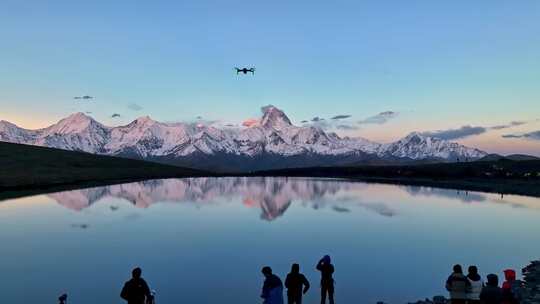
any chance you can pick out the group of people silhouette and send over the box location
[59,260,525,304]
[445,264,523,304]
[261,255,335,304]
[113,255,335,304]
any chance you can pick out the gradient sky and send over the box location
[1,0,539,155]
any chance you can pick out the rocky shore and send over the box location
[522,260,540,304]
[403,260,540,304]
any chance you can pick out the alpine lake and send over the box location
[1,177,539,304]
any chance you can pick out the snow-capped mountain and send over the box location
[0,106,487,171]
[378,132,486,161]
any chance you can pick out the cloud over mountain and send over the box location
[423,120,532,140]
[423,125,486,140]
[336,124,359,130]
[128,103,142,111]
[358,111,398,124]
[491,121,526,130]
[331,115,351,120]
[502,130,540,140]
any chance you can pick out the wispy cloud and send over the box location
[331,115,351,120]
[311,117,325,122]
[490,121,526,130]
[128,103,142,111]
[502,130,540,140]
[358,111,398,124]
[423,125,487,140]
[111,113,121,118]
[423,120,532,140]
[336,124,359,130]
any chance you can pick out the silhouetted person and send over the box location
[120,267,152,304]
[501,269,523,304]
[316,255,335,304]
[446,264,470,304]
[285,263,310,304]
[480,274,502,304]
[261,266,284,304]
[58,293,67,304]
[467,266,484,304]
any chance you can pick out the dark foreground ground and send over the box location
[1,141,540,200]
[0,142,208,200]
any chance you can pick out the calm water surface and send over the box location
[1,177,539,304]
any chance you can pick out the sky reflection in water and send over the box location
[0,177,539,304]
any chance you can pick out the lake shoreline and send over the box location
[1,174,539,202]
[2,141,539,200]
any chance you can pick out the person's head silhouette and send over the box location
[262,266,273,277]
[132,267,142,279]
[323,255,331,264]
[486,274,499,286]
[453,264,462,274]
[291,263,300,273]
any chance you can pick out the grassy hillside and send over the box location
[0,142,208,191]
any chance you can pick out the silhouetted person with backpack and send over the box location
[467,265,484,304]
[120,267,152,304]
[261,266,284,304]
[316,255,335,304]
[285,263,310,304]
[446,264,470,304]
[480,274,502,304]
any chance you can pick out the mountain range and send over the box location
[0,106,487,171]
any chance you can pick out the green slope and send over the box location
[0,141,209,190]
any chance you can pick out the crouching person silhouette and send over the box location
[285,263,310,304]
[121,267,153,304]
[261,266,284,304]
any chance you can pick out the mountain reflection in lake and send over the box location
[1,177,539,304]
[48,177,398,220]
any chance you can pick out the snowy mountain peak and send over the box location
[134,116,156,125]
[65,112,93,121]
[46,112,103,134]
[0,120,19,129]
[260,105,292,129]
[403,131,426,141]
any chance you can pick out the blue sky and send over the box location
[1,0,539,154]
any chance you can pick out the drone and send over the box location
[235,67,255,75]
[74,95,94,100]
